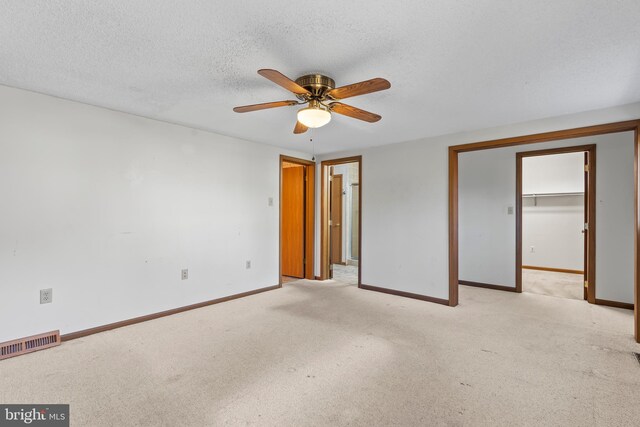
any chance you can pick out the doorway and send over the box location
[321,156,361,285]
[448,120,640,343]
[280,156,315,283]
[516,145,596,302]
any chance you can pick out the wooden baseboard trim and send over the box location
[459,280,518,292]
[61,284,280,342]
[522,265,584,275]
[595,298,634,310]
[359,283,449,306]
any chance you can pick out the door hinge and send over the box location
[584,222,589,230]
[584,280,588,288]
[329,219,332,226]
[330,264,333,271]
[584,164,589,172]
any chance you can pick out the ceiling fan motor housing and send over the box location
[295,74,335,99]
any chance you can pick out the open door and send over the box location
[582,150,596,303]
[330,172,343,266]
[282,163,305,278]
[583,152,589,300]
[280,156,315,283]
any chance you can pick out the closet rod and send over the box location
[522,192,584,198]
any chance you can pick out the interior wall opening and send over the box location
[518,148,594,302]
[280,156,315,284]
[320,156,362,285]
[329,162,359,284]
[449,122,640,343]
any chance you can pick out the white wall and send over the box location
[522,152,584,194]
[522,153,584,271]
[458,148,517,287]
[4,87,638,344]
[361,140,451,297]
[0,85,309,342]
[522,195,584,271]
[459,132,634,303]
[316,101,640,302]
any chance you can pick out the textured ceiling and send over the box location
[1,1,640,154]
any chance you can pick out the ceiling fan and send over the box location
[233,69,391,134]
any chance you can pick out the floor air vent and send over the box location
[0,330,60,361]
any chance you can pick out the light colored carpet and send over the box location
[331,264,358,285]
[0,281,638,426]
[523,269,584,300]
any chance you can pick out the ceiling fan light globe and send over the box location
[297,107,331,128]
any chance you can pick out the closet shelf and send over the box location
[522,192,584,198]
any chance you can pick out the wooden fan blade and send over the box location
[233,100,298,113]
[326,78,390,100]
[330,102,381,123]
[258,69,311,96]
[293,121,308,134]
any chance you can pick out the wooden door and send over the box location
[330,174,343,265]
[583,152,589,300]
[282,165,305,278]
[351,183,360,260]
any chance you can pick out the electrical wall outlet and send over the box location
[40,288,52,304]
[530,246,535,253]
[268,197,274,207]
[507,206,514,215]
[245,260,251,269]
[181,269,188,280]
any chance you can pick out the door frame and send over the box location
[320,156,362,284]
[447,119,640,343]
[279,155,315,283]
[515,144,596,302]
